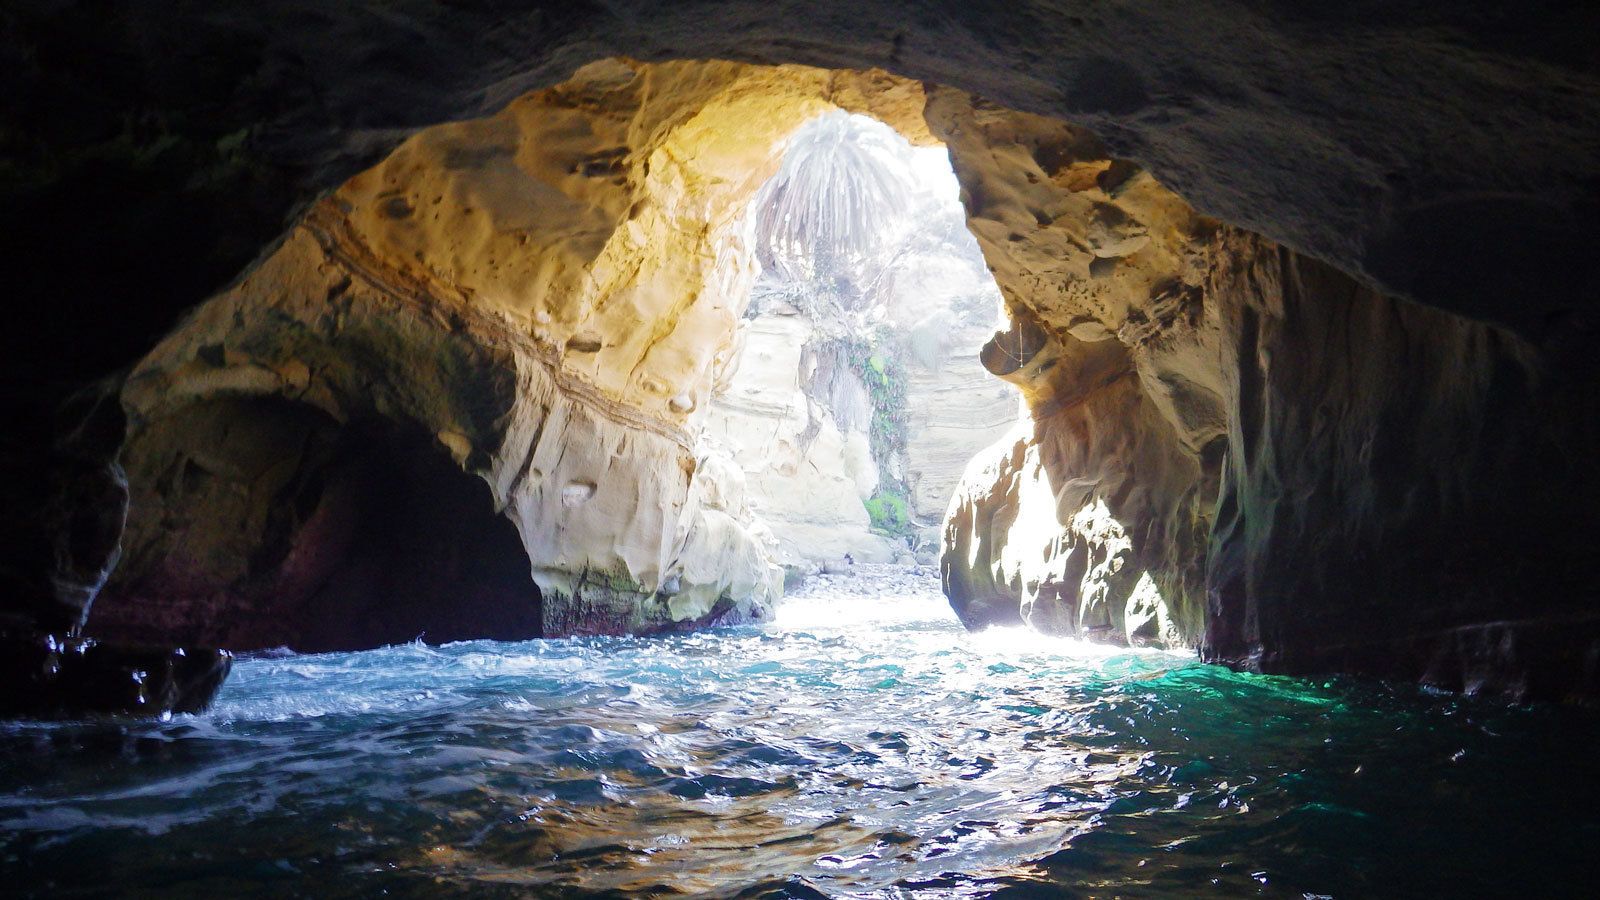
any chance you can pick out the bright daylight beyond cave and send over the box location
[708,110,1017,574]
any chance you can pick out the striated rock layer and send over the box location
[705,298,1015,569]
[902,333,1020,528]
[705,115,1017,568]
[704,311,894,567]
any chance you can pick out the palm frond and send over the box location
[751,111,919,291]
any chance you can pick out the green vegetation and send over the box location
[750,110,917,295]
[856,345,908,466]
[835,331,918,539]
[864,490,912,534]
[745,112,973,543]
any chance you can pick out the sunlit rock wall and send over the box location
[881,246,1022,531]
[707,215,1017,568]
[933,92,1223,649]
[707,298,1017,569]
[89,60,940,648]
[901,333,1021,527]
[2,22,1590,698]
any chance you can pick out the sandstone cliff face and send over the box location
[933,95,1222,649]
[88,61,942,649]
[880,229,1022,529]
[901,328,1020,527]
[705,303,1015,568]
[703,311,895,566]
[705,115,1016,568]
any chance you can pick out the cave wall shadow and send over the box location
[88,397,542,653]
[1205,234,1600,701]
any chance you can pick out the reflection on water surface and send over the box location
[4,567,1598,897]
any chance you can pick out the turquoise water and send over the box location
[3,573,1598,897]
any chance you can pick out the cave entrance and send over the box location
[83,58,1197,653]
[704,111,1020,573]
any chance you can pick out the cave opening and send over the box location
[708,109,1020,576]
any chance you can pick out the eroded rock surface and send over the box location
[6,0,1592,384]
[705,312,893,566]
[933,96,1600,698]
[0,629,231,718]
[88,61,945,649]
[935,98,1220,650]
[1203,231,1600,700]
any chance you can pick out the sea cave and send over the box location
[3,3,1599,896]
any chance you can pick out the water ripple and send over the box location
[3,569,1599,897]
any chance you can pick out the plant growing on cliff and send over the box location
[747,110,986,542]
[750,111,919,310]
[864,489,912,534]
[812,331,917,539]
[857,346,908,469]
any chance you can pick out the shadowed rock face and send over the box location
[1203,232,1600,700]
[4,0,1593,395]
[0,629,231,719]
[87,401,543,652]
[2,4,1598,705]
[929,96,1600,701]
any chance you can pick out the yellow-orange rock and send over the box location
[90,60,940,648]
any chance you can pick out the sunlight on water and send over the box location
[3,567,1599,898]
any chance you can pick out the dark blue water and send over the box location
[3,569,1598,898]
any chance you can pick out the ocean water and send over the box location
[3,569,1598,898]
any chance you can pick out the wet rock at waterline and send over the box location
[0,629,230,718]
